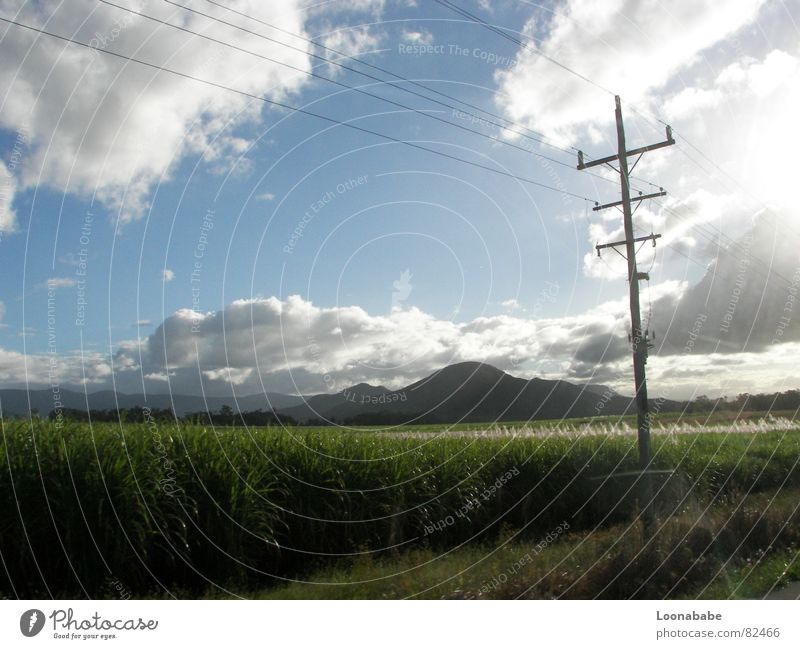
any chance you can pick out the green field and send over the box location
[1,416,799,598]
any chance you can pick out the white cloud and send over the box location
[115,292,664,393]
[307,0,386,18]
[401,29,433,45]
[500,298,521,311]
[5,330,798,400]
[317,25,382,66]
[0,1,313,224]
[135,319,152,327]
[495,0,768,142]
[1,266,798,398]
[662,87,723,120]
[143,371,170,382]
[44,277,78,289]
[646,343,800,399]
[0,160,18,232]
[664,49,800,121]
[717,49,800,97]
[0,346,113,386]
[162,269,175,282]
[660,48,800,211]
[255,191,275,202]
[203,366,254,385]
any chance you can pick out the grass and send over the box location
[247,489,800,600]
[687,549,800,599]
[1,416,799,597]
[304,410,800,435]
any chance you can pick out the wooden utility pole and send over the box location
[577,96,674,532]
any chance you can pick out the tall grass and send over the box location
[1,419,799,597]
[256,489,800,600]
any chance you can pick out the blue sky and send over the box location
[1,0,799,398]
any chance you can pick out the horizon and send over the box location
[6,357,795,403]
[1,0,798,404]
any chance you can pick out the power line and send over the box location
[436,0,800,283]
[10,4,786,292]
[433,0,663,193]
[99,0,616,189]
[0,15,596,201]
[202,0,578,156]
[435,0,615,97]
[157,0,666,199]
[155,0,628,190]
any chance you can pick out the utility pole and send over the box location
[577,96,674,533]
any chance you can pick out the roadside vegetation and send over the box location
[252,489,800,599]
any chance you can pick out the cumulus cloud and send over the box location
[108,290,672,395]
[306,0,387,19]
[652,212,800,355]
[43,277,78,289]
[646,343,800,399]
[401,29,433,45]
[495,0,768,142]
[0,346,114,387]
[662,48,800,209]
[162,268,175,282]
[0,160,18,232]
[317,24,382,68]
[6,328,798,401]
[0,0,313,224]
[5,239,800,399]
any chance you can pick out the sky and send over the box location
[0,0,799,401]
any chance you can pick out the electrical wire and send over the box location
[435,0,615,96]
[99,0,620,190]
[435,0,800,293]
[434,0,665,192]
[202,0,578,156]
[151,0,631,191]
[0,14,596,201]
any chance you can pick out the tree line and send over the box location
[46,405,297,426]
[27,388,800,425]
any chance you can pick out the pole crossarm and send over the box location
[592,190,666,212]
[577,125,674,170]
[596,233,661,254]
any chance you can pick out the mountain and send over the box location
[0,388,304,418]
[278,362,644,424]
[276,382,395,422]
[1,362,672,424]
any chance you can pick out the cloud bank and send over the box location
[0,0,313,223]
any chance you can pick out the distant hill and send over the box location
[278,361,646,424]
[0,388,304,418]
[0,362,676,424]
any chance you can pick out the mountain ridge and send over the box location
[0,362,665,423]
